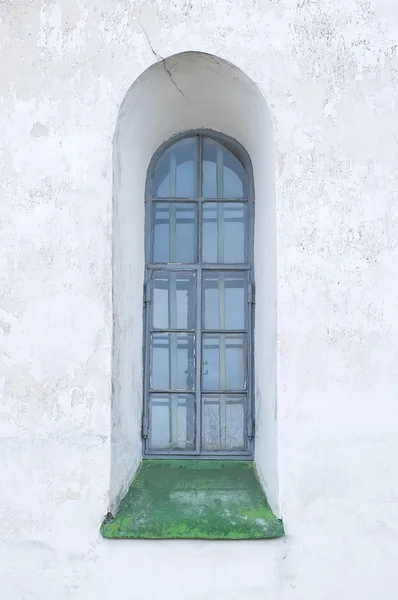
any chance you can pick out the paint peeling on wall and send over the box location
[1,0,398,598]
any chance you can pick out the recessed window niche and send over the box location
[111,51,279,519]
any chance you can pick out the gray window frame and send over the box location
[142,129,255,459]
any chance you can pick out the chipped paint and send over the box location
[1,0,398,598]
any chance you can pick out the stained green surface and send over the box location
[101,460,284,540]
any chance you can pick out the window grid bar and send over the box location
[148,263,251,271]
[149,388,197,394]
[201,391,248,396]
[142,193,151,452]
[149,390,249,396]
[150,328,196,334]
[145,451,251,458]
[195,135,203,453]
[150,328,247,334]
[168,156,178,444]
[216,146,227,447]
[200,388,247,394]
[151,197,248,202]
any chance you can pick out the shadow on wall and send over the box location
[111,51,279,516]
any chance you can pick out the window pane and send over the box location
[153,203,196,263]
[149,393,195,450]
[203,272,245,330]
[202,334,246,391]
[202,203,245,263]
[154,137,197,197]
[153,272,195,330]
[151,333,195,391]
[202,395,246,451]
[202,138,245,198]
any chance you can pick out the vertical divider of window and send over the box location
[169,150,179,446]
[142,191,152,452]
[216,146,227,448]
[195,134,202,454]
[247,167,255,453]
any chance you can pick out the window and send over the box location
[142,131,254,458]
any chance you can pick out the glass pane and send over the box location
[202,138,245,198]
[151,333,195,391]
[202,203,245,263]
[203,272,245,330]
[202,334,246,391]
[202,395,246,451]
[153,272,195,330]
[154,137,197,197]
[153,203,196,263]
[149,394,195,450]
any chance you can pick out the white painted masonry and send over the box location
[1,1,398,599]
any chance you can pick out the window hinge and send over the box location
[247,417,255,439]
[142,416,149,439]
[144,281,151,304]
[248,282,255,305]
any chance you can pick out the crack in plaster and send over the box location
[139,20,186,100]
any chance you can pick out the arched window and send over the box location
[142,131,254,458]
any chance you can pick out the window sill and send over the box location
[100,460,284,540]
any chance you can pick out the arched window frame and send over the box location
[142,129,255,459]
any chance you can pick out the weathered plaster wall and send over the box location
[1,0,398,598]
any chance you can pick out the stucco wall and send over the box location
[1,1,398,598]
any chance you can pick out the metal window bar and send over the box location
[195,136,202,453]
[216,146,227,447]
[143,132,254,458]
[168,151,179,446]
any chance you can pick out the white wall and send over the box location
[1,1,398,599]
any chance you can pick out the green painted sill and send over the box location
[101,460,284,540]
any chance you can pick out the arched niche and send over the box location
[111,51,279,515]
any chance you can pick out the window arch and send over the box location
[142,130,255,458]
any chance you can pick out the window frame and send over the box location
[142,129,255,459]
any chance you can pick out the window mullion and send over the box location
[167,151,179,446]
[216,145,223,199]
[169,151,177,262]
[195,265,202,454]
[143,277,151,451]
[218,273,227,448]
[247,190,254,452]
[195,137,203,453]
[169,273,179,446]
[216,148,227,448]
[247,271,254,448]
[197,134,202,200]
